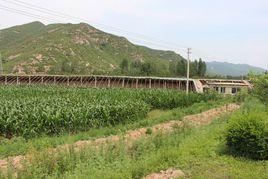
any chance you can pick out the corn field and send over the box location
[0,86,220,138]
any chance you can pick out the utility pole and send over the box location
[186,48,191,94]
[0,27,3,75]
[0,52,3,75]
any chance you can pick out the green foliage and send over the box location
[176,60,187,77]
[120,58,129,73]
[226,101,268,160]
[0,99,228,159]
[138,89,219,109]
[168,58,206,77]
[198,58,206,77]
[0,87,149,138]
[233,89,250,103]
[0,86,219,138]
[250,73,268,105]
[146,128,153,135]
[8,116,268,178]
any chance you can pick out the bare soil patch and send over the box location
[145,168,185,179]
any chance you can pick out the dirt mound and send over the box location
[145,168,185,179]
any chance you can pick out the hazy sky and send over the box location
[1,0,268,69]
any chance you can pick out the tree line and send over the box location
[120,58,207,77]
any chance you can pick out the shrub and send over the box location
[226,111,268,160]
[146,128,153,135]
[249,73,268,105]
[233,89,250,103]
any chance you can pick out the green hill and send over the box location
[0,21,187,76]
[206,61,266,76]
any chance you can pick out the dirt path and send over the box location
[145,168,185,179]
[0,103,239,172]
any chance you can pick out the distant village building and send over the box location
[199,79,253,95]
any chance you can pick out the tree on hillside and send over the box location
[202,60,207,77]
[129,61,156,76]
[190,60,199,77]
[120,58,129,73]
[141,62,153,75]
[197,58,206,77]
[176,60,187,77]
[169,60,177,76]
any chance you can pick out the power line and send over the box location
[0,55,2,75]
[0,5,57,23]
[0,51,2,75]
[1,0,71,20]
[0,25,3,74]
[0,0,198,79]
[0,3,187,54]
[2,0,189,51]
[1,0,246,66]
[191,48,236,62]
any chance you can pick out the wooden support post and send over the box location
[136,79,138,89]
[122,78,125,88]
[67,76,70,86]
[94,76,97,88]
[41,76,44,84]
[28,76,31,85]
[4,76,7,85]
[16,76,19,85]
[189,82,191,92]
[80,76,83,86]
[108,78,111,88]
[164,81,167,89]
[178,81,181,90]
[149,79,152,89]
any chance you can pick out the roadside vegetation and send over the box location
[225,73,268,160]
[4,101,267,178]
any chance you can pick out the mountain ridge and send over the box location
[1,22,266,77]
[206,61,266,76]
[0,21,186,76]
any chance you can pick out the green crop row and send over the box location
[0,86,220,138]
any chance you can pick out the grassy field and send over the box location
[7,113,267,178]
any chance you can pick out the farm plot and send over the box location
[0,86,220,138]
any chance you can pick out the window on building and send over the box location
[232,88,237,94]
[214,87,219,92]
[220,87,226,93]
